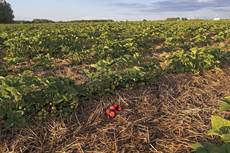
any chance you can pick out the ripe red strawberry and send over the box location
[106,108,111,115]
[114,103,118,108]
[109,111,116,118]
[128,86,130,89]
[113,109,117,113]
[40,106,44,109]
[118,106,123,111]
[8,69,13,73]
[43,51,47,55]
[110,106,116,110]
[1,120,5,125]
[46,108,52,111]
[6,54,9,57]
[135,82,138,85]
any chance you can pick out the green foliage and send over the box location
[0,0,14,23]
[219,96,230,113]
[32,19,55,23]
[80,53,161,98]
[206,116,230,142]
[1,20,230,130]
[182,18,188,21]
[163,47,229,75]
[165,17,180,21]
[4,110,25,128]
[0,70,82,128]
[191,143,230,153]
[191,96,230,152]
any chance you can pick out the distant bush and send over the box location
[32,19,55,23]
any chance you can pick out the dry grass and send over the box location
[1,58,230,152]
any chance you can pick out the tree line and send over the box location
[165,17,188,21]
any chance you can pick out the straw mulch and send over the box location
[1,59,230,153]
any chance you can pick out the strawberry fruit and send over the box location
[109,111,116,118]
[106,108,111,115]
[46,108,52,111]
[114,103,118,108]
[110,106,116,110]
[8,69,13,73]
[118,106,123,111]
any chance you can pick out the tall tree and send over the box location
[0,0,14,23]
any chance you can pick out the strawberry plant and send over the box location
[80,53,161,98]
[163,47,230,75]
[0,70,85,128]
[191,96,230,152]
[1,110,26,129]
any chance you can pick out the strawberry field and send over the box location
[1,20,230,152]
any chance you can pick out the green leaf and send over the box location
[221,134,230,142]
[14,117,26,126]
[7,110,14,119]
[196,148,208,153]
[200,142,218,152]
[220,143,230,153]
[206,128,223,136]
[61,111,68,117]
[207,116,230,142]
[17,87,33,95]
[45,85,57,93]
[191,142,216,153]
[5,119,14,128]
[219,102,230,113]
[67,90,79,96]
[54,95,64,103]
[64,80,69,87]
[0,90,8,98]
[191,143,204,152]
[6,87,20,101]
[211,116,230,130]
[210,147,225,153]
[79,69,92,74]
[22,70,32,77]
[2,79,12,86]
[63,107,72,112]
[14,110,24,119]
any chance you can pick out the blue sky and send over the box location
[6,0,230,21]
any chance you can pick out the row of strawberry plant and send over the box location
[162,47,230,75]
[0,70,85,128]
[1,20,230,73]
[1,47,230,129]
